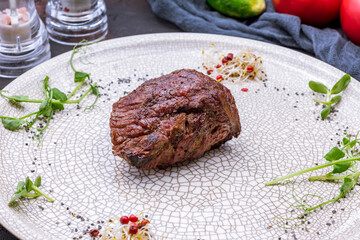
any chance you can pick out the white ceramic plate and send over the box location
[1,33,360,240]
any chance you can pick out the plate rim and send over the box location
[2,32,358,92]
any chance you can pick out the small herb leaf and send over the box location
[332,162,351,174]
[330,95,342,104]
[22,192,41,198]
[340,178,353,196]
[34,176,41,187]
[324,147,346,161]
[8,189,27,206]
[74,72,90,82]
[51,102,64,110]
[9,95,29,102]
[52,88,67,102]
[39,98,49,112]
[309,81,329,94]
[321,105,331,119]
[350,140,357,148]
[90,84,99,95]
[331,74,351,95]
[43,76,50,93]
[16,181,25,192]
[342,137,350,146]
[25,177,33,192]
[1,118,24,131]
[42,105,53,118]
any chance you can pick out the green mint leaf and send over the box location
[52,88,67,102]
[34,176,41,187]
[342,137,350,146]
[340,178,353,196]
[331,74,351,95]
[332,162,351,174]
[51,102,64,111]
[321,105,331,119]
[309,81,329,94]
[1,118,24,131]
[330,95,342,104]
[74,72,90,82]
[324,147,346,161]
[9,95,29,102]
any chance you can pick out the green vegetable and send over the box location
[52,88,67,102]
[74,72,90,82]
[309,81,328,94]
[70,40,91,83]
[0,40,100,140]
[266,131,360,227]
[310,74,351,119]
[9,176,54,206]
[331,74,351,94]
[207,0,266,18]
[1,118,25,131]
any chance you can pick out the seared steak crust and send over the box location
[110,69,241,169]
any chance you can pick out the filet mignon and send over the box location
[110,69,241,169]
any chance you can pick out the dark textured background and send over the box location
[0,0,180,88]
[147,0,360,80]
[0,0,180,239]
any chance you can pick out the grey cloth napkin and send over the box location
[148,0,360,80]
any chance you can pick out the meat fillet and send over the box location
[110,69,241,169]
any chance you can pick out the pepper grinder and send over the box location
[0,0,51,78]
[45,0,108,45]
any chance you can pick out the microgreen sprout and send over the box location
[69,40,100,109]
[309,74,351,119]
[266,131,360,227]
[271,181,322,229]
[0,40,100,140]
[8,176,54,206]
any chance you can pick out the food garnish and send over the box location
[97,213,155,240]
[8,175,54,206]
[266,131,360,227]
[202,43,266,83]
[309,74,351,119]
[0,40,99,140]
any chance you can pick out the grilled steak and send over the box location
[110,69,241,169]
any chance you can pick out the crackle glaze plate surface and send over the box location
[1,33,360,240]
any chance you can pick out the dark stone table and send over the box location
[0,0,180,239]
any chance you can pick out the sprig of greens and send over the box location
[8,176,54,206]
[69,40,91,91]
[309,74,351,119]
[266,131,360,224]
[0,40,100,138]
